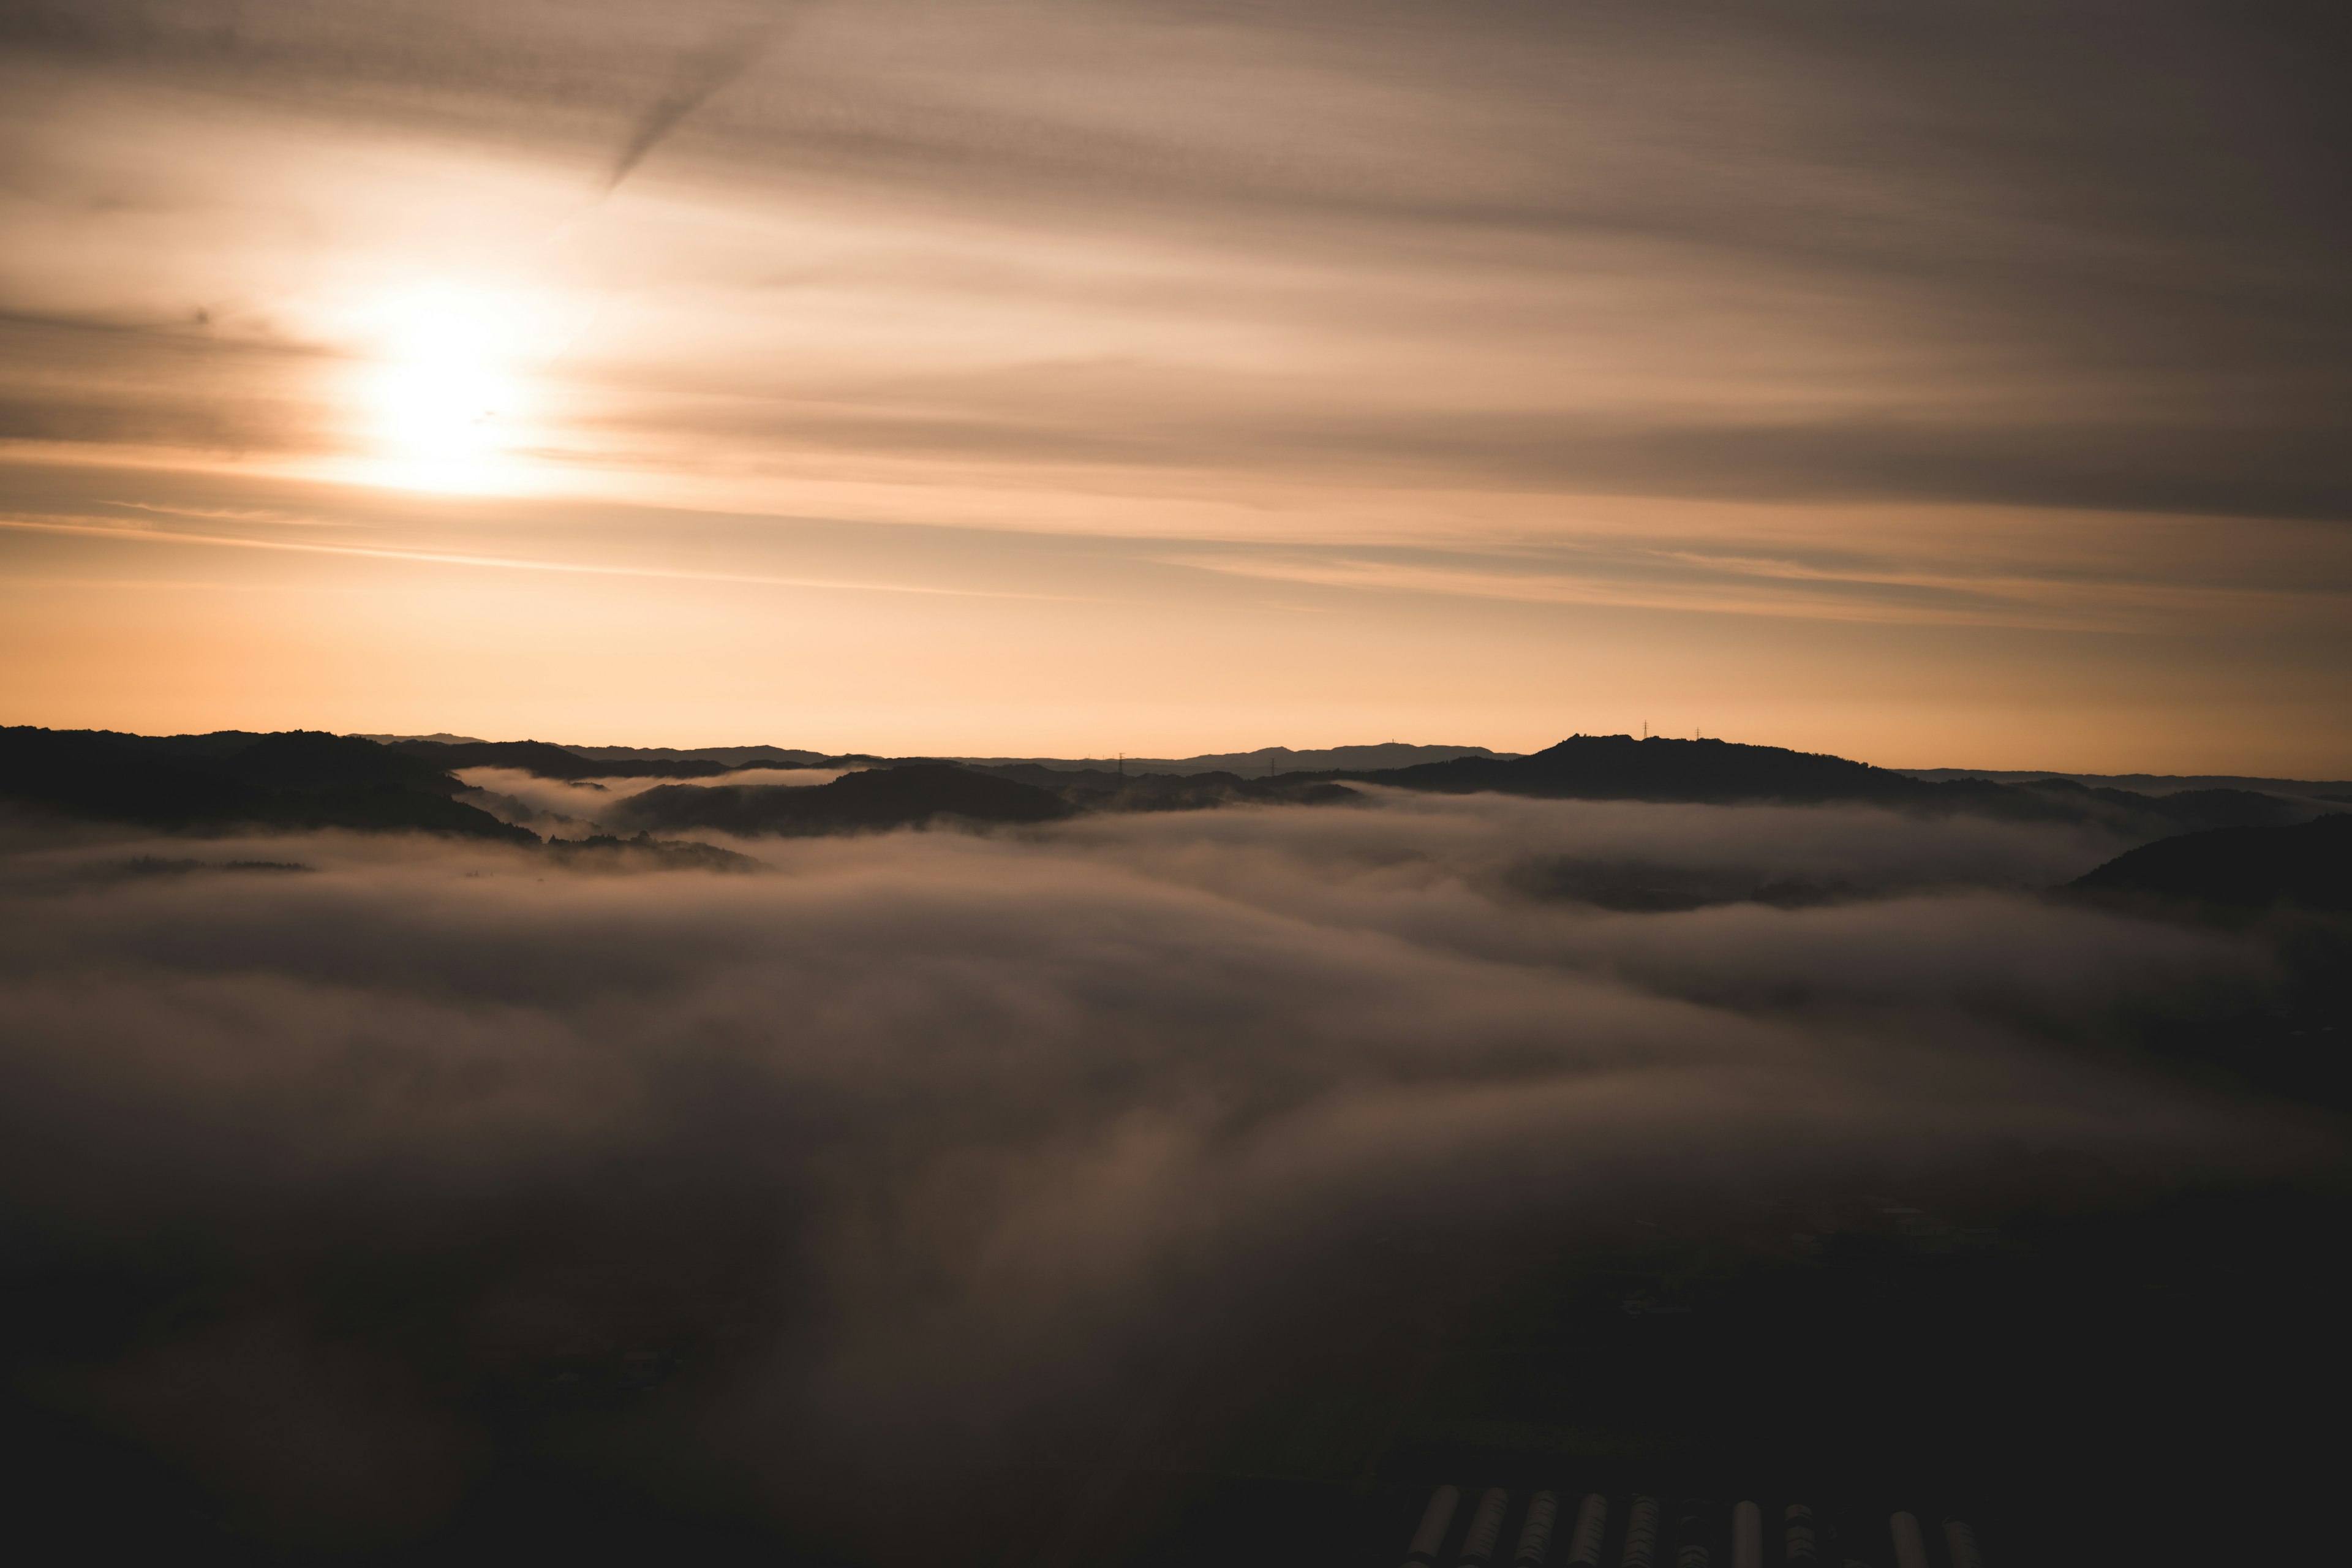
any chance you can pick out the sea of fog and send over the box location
[0,791,2339,1562]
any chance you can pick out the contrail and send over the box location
[530,6,795,373]
[600,6,794,195]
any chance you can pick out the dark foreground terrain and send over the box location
[0,729,2345,1567]
[7,1169,2342,1566]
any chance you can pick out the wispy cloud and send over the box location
[0,513,1093,601]
[1163,540,2340,632]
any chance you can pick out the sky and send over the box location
[2,0,2347,771]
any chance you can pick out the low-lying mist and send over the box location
[454,765,856,832]
[0,792,2338,1559]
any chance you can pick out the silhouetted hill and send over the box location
[976,763,1363,813]
[353,731,486,746]
[959,742,1514,776]
[1,728,265,826]
[1999,778,2305,832]
[1316,734,2316,837]
[213,731,467,794]
[383,738,733,781]
[2071,813,2352,912]
[0,728,532,842]
[564,744,840,767]
[1373,734,1901,801]
[360,731,2310,840]
[41,728,469,794]
[1900,766,2352,797]
[2073,816,2352,1113]
[9,726,2326,851]
[612,763,1074,837]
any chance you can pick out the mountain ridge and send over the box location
[5,727,2332,849]
[0,728,532,842]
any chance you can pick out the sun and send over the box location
[358,286,527,492]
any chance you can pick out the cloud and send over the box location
[600,6,793,195]
[454,763,850,829]
[0,794,2331,1551]
[6,0,2351,522]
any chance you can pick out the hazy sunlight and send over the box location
[358,285,527,492]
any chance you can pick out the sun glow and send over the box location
[357,285,530,492]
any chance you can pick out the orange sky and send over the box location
[3,1,2347,772]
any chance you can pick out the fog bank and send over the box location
[0,793,2333,1554]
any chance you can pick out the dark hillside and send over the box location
[209,730,467,794]
[978,763,1362,813]
[2016,778,2303,831]
[0,728,531,842]
[2070,814,2352,1112]
[2071,812,2352,912]
[0,728,268,826]
[614,763,1072,837]
[1348,735,1940,804]
[1333,735,2313,837]
[385,738,733,780]
[21,728,466,795]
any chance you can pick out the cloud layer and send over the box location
[0,794,2329,1553]
[6,0,2351,517]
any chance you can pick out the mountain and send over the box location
[954,742,1515,776]
[2071,813,2352,912]
[975,763,1362,812]
[0,728,532,842]
[374,739,1489,782]
[1899,767,2352,797]
[206,730,470,794]
[1339,734,1906,803]
[12,727,2328,849]
[373,726,2318,839]
[561,744,842,767]
[2074,815,2352,1114]
[611,764,1074,837]
[353,732,489,746]
[1983,777,2306,834]
[1306,734,2316,835]
[380,738,735,781]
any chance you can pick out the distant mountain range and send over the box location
[360,738,1503,776]
[949,742,1514,776]
[1898,767,2352,798]
[360,736,844,769]
[360,734,2351,799]
[6,729,2343,913]
[1287,735,2318,840]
